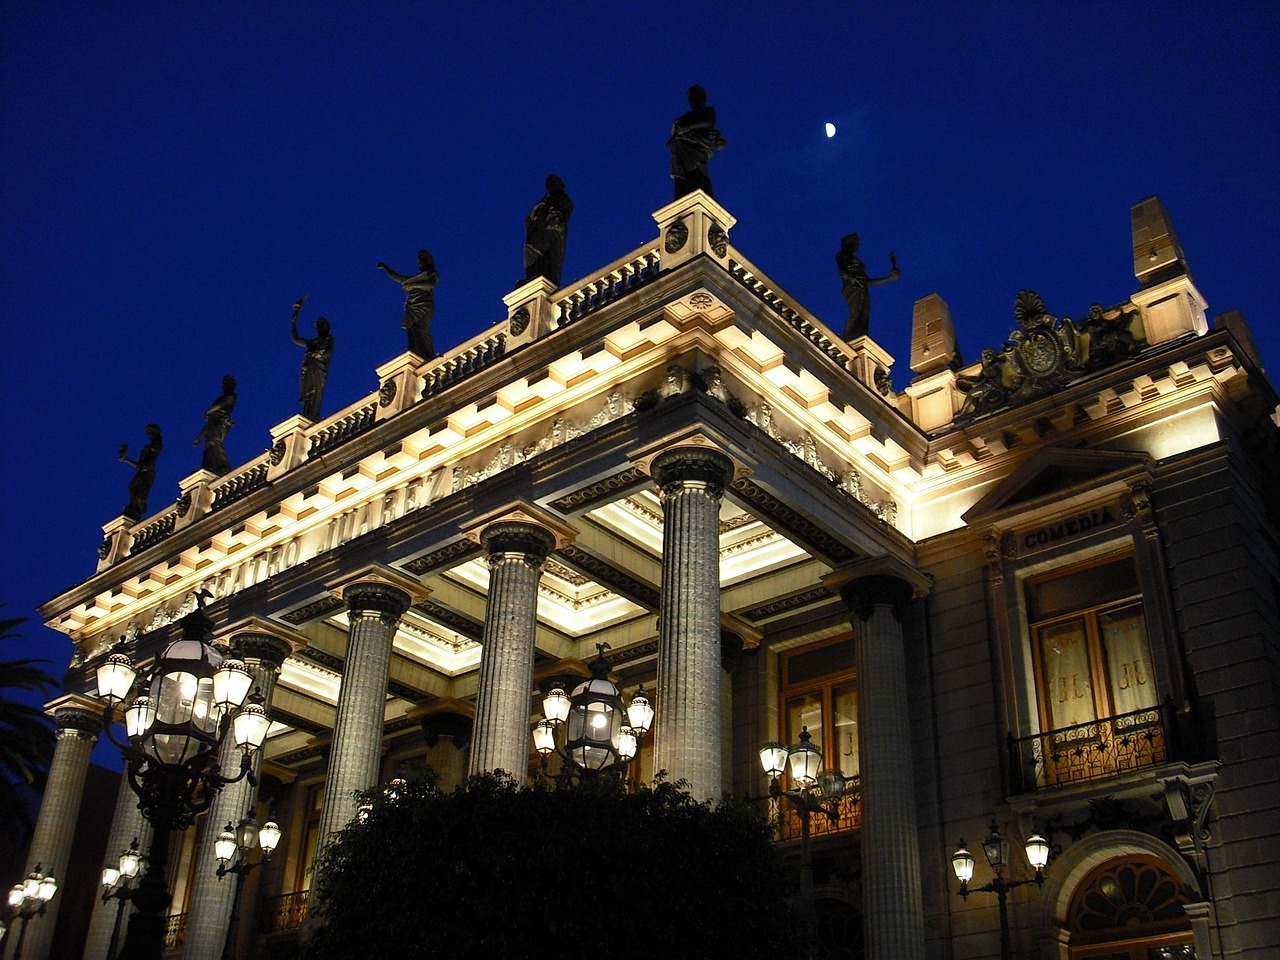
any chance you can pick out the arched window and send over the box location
[1066,856,1195,959]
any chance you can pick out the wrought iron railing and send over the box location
[163,912,187,951]
[757,777,862,843]
[258,890,309,935]
[1009,703,1172,793]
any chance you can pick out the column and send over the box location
[181,634,292,960]
[719,631,744,798]
[838,574,926,960]
[468,522,555,777]
[316,583,410,846]
[7,704,99,960]
[650,446,734,801]
[81,775,152,960]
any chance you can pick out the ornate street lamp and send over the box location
[951,820,1051,960]
[92,602,268,960]
[5,863,56,960]
[532,644,654,776]
[759,727,847,960]
[213,815,282,960]
[101,838,147,960]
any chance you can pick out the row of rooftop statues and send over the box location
[115,86,901,523]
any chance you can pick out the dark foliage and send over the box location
[0,615,57,844]
[310,771,793,960]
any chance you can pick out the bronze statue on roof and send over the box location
[290,296,334,422]
[378,251,439,359]
[668,85,725,200]
[118,423,163,521]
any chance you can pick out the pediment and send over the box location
[962,447,1153,526]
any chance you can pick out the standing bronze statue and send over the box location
[524,174,574,287]
[668,85,725,200]
[837,233,901,341]
[195,375,237,475]
[377,251,439,359]
[290,296,334,421]
[118,423,163,521]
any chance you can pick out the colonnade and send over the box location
[22,444,927,960]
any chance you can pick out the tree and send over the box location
[0,615,57,844]
[310,771,794,960]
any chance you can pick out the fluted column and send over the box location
[81,774,152,960]
[650,447,734,801]
[469,522,555,777]
[316,583,410,846]
[7,704,99,960]
[838,574,926,960]
[181,634,292,960]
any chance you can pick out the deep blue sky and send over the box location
[3,4,1278,763]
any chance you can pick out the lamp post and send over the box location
[92,602,271,960]
[759,727,847,960]
[532,643,655,777]
[5,864,57,960]
[951,820,1051,960]
[213,814,281,960]
[101,838,146,960]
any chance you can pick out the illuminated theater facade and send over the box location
[17,191,1280,959]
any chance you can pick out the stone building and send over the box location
[11,191,1279,960]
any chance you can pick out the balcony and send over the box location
[257,889,309,935]
[163,912,186,954]
[759,777,862,842]
[1009,703,1181,793]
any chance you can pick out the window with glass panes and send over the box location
[1025,552,1159,734]
[780,636,859,782]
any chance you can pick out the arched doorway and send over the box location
[816,896,863,960]
[1066,856,1196,959]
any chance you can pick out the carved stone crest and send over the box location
[665,219,689,253]
[956,290,1143,425]
[689,292,714,310]
[269,440,287,466]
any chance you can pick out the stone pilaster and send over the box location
[315,583,410,846]
[719,631,744,798]
[468,522,556,778]
[834,571,927,960]
[417,708,473,792]
[650,447,734,801]
[8,705,99,960]
[181,634,292,960]
[81,775,153,960]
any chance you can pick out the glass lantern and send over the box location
[951,841,976,885]
[786,727,823,786]
[258,819,282,856]
[564,659,624,772]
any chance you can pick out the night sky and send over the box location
[3,4,1277,767]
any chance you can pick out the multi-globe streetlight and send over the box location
[92,602,271,960]
[100,839,146,960]
[951,820,1052,960]
[212,815,282,960]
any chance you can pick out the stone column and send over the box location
[720,631,744,798]
[81,774,153,960]
[316,583,410,846]
[650,447,734,801]
[837,574,926,960]
[7,705,99,960]
[181,634,292,960]
[468,522,556,778]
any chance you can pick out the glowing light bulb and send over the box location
[591,712,607,730]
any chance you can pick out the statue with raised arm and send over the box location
[668,85,726,200]
[837,233,901,341]
[290,296,334,421]
[118,423,163,521]
[377,250,439,359]
[194,375,237,475]
[524,174,574,287]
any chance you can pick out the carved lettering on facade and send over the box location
[1020,507,1118,552]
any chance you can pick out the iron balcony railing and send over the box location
[258,889,309,935]
[163,912,187,952]
[757,777,862,842]
[1009,702,1177,793]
